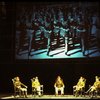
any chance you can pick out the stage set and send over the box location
[0,1,100,100]
[0,64,100,99]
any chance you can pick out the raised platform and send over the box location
[1,94,100,99]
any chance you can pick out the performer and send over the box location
[54,76,65,95]
[59,26,70,55]
[13,76,28,98]
[45,20,54,56]
[73,76,86,96]
[32,77,42,96]
[86,76,100,96]
[76,17,87,56]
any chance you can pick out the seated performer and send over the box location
[54,76,65,95]
[86,76,100,95]
[32,77,42,96]
[13,76,28,97]
[73,76,86,96]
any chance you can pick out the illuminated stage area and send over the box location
[1,94,100,99]
[16,45,100,59]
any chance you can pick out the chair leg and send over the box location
[32,92,33,96]
[14,92,16,98]
[76,91,79,97]
[19,91,21,97]
[34,91,36,97]
[73,90,75,96]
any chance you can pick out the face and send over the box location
[35,77,39,82]
[57,76,61,81]
[80,77,83,81]
[96,76,99,81]
[16,77,20,81]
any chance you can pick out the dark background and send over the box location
[0,1,100,95]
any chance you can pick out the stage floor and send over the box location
[1,94,100,99]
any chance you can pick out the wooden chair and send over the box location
[12,78,21,98]
[31,78,43,97]
[73,79,86,97]
[12,77,28,98]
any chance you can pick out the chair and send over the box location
[73,79,86,97]
[54,86,64,96]
[73,85,85,97]
[31,78,43,97]
[96,87,100,96]
[73,87,85,96]
[16,21,36,57]
[12,78,21,98]
[29,26,47,56]
[54,76,65,96]
[65,25,87,56]
[88,85,100,97]
[12,77,28,98]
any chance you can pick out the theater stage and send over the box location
[1,94,100,99]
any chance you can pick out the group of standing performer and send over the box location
[16,2,100,57]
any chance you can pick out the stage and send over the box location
[1,94,100,99]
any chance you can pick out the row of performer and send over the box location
[12,75,100,98]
